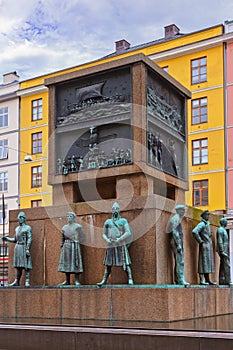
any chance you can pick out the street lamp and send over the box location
[8,146,32,162]
[23,154,32,162]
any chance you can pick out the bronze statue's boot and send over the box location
[75,274,80,286]
[9,269,22,286]
[97,268,110,287]
[58,281,70,286]
[25,271,30,287]
[126,266,134,285]
[58,273,70,286]
[205,273,216,285]
[180,280,190,286]
[9,279,19,287]
[208,281,217,285]
[177,274,190,286]
[200,274,209,285]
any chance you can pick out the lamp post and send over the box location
[2,193,5,286]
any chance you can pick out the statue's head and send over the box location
[201,210,210,220]
[18,212,26,224]
[66,212,76,223]
[220,217,227,227]
[112,202,120,219]
[175,205,186,217]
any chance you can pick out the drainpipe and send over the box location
[18,97,21,208]
[223,40,228,214]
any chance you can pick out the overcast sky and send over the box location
[0,0,232,82]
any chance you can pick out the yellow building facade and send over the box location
[19,23,227,212]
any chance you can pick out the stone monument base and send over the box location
[0,285,232,323]
[0,285,233,350]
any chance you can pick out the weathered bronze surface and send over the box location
[216,218,232,285]
[2,212,32,287]
[97,202,133,286]
[166,205,189,286]
[58,212,85,286]
[192,210,215,285]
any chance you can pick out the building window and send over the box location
[0,203,7,224]
[0,139,8,159]
[32,99,42,121]
[0,266,8,285]
[191,57,207,84]
[31,166,42,188]
[0,172,8,192]
[31,199,42,208]
[32,132,42,154]
[191,97,207,124]
[192,138,208,165]
[0,107,8,128]
[0,244,8,257]
[193,180,208,206]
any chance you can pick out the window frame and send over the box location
[193,179,208,206]
[191,56,207,85]
[192,138,208,165]
[31,199,42,208]
[31,132,42,154]
[162,66,169,73]
[191,97,207,125]
[0,107,8,128]
[0,139,8,160]
[0,244,8,257]
[31,165,42,188]
[32,98,42,121]
[0,171,8,192]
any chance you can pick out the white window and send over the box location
[0,107,8,128]
[0,172,8,192]
[0,140,8,159]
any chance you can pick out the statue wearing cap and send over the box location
[166,205,189,286]
[216,217,232,285]
[192,210,215,285]
[97,202,133,286]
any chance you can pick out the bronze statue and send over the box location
[97,202,133,286]
[58,212,85,286]
[2,211,32,287]
[192,210,216,285]
[216,218,232,285]
[166,205,189,286]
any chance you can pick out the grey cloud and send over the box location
[0,0,232,81]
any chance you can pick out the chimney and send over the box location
[115,39,131,53]
[224,20,233,33]
[3,71,19,84]
[164,24,180,39]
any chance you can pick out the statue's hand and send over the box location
[1,236,7,241]
[26,249,30,257]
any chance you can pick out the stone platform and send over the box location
[0,285,232,323]
[1,324,233,350]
